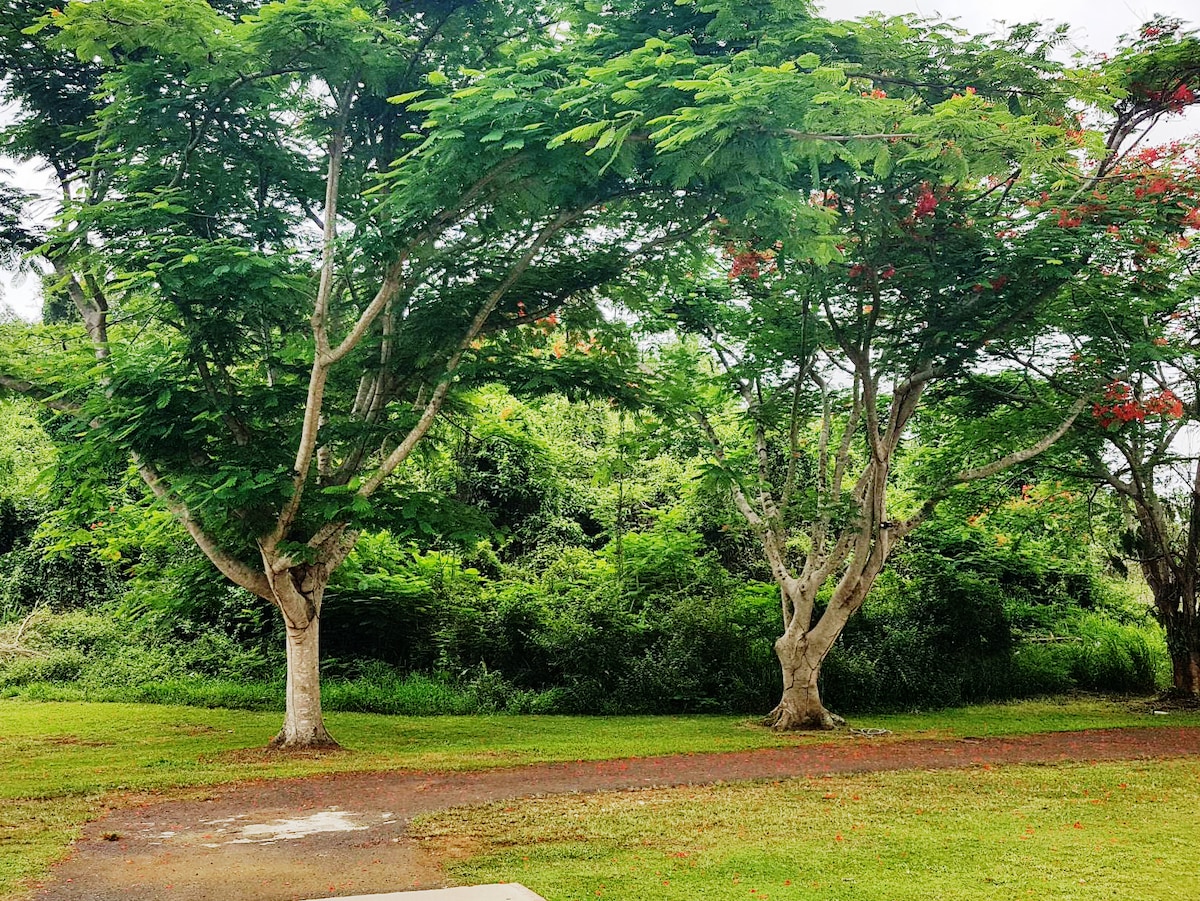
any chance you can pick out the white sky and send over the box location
[2,0,1198,320]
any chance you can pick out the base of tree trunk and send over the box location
[267,728,341,752]
[762,701,846,731]
[1160,687,1200,705]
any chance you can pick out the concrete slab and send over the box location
[302,885,546,901]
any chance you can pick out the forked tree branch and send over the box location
[356,207,584,498]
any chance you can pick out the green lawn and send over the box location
[2,696,1198,899]
[414,759,1200,901]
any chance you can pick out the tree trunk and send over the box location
[1170,645,1200,696]
[1153,580,1200,700]
[763,632,845,730]
[1164,599,1200,698]
[271,615,338,750]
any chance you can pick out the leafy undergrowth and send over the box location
[416,760,1200,901]
[2,696,1199,899]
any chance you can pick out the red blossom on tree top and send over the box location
[727,245,777,281]
[913,184,938,218]
[1168,84,1196,112]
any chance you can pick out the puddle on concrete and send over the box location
[227,808,371,843]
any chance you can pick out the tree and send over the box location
[1005,141,1200,696]
[635,16,1200,728]
[0,0,828,746]
[970,20,1200,698]
[0,0,652,745]
[1082,367,1200,697]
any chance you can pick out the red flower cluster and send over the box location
[848,263,896,281]
[726,245,777,280]
[1092,382,1184,427]
[1141,83,1197,114]
[913,184,938,218]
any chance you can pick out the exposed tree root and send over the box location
[268,729,341,752]
[763,701,846,731]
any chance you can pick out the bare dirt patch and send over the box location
[43,736,114,748]
[30,726,1200,901]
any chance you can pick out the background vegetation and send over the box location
[0,387,1168,717]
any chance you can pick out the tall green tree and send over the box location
[1003,136,1200,697]
[0,0,830,746]
[974,21,1200,698]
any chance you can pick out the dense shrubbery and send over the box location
[0,517,1168,715]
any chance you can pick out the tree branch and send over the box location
[138,459,273,599]
[893,395,1088,540]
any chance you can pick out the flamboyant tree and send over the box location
[998,134,1200,697]
[0,0,716,746]
[636,16,1200,728]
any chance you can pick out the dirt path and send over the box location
[31,726,1200,901]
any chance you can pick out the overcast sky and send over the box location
[2,0,1197,321]
[826,0,1196,51]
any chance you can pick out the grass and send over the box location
[414,760,1200,900]
[2,695,1199,899]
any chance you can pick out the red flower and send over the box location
[914,184,938,218]
[1167,84,1196,113]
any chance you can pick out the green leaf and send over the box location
[547,120,609,150]
[388,89,426,105]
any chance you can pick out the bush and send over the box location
[0,648,88,687]
[1068,618,1163,693]
[0,511,1171,719]
[0,543,125,618]
[818,539,1168,714]
[0,607,279,701]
